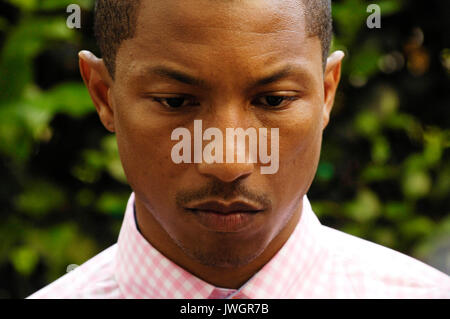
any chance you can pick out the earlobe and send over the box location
[322,50,345,130]
[78,50,115,133]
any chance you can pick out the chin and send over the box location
[177,237,266,269]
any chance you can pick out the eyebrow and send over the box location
[149,66,209,88]
[145,64,305,89]
[253,66,295,87]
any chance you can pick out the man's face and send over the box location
[98,0,339,269]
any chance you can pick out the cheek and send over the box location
[112,96,183,192]
[116,131,172,197]
[272,102,324,193]
[279,101,323,159]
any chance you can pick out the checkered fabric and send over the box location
[28,193,450,298]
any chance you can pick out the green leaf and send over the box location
[384,201,413,222]
[96,192,129,217]
[316,161,335,181]
[0,98,48,161]
[355,110,381,137]
[344,188,381,223]
[372,135,390,164]
[412,216,450,267]
[432,163,450,199]
[372,227,397,248]
[37,82,94,118]
[361,164,397,182]
[6,0,37,10]
[400,216,435,240]
[9,246,39,276]
[377,86,400,117]
[0,17,75,102]
[333,0,368,46]
[310,200,340,218]
[378,0,403,15]
[14,180,66,217]
[73,135,127,184]
[75,189,96,207]
[402,170,431,199]
[38,0,94,10]
[348,41,382,79]
[423,128,445,166]
[101,136,127,183]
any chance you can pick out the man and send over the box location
[28,0,449,298]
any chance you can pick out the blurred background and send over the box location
[0,0,449,298]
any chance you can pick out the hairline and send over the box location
[94,0,331,79]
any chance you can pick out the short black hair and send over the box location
[94,0,332,79]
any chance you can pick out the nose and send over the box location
[197,160,254,183]
[196,104,256,183]
[196,126,256,182]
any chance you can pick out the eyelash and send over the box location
[152,96,200,109]
[149,95,299,110]
[252,95,298,109]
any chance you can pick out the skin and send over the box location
[79,0,344,289]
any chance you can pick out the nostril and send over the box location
[196,161,254,184]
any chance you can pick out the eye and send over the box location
[253,95,297,108]
[152,96,199,109]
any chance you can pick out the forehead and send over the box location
[115,0,321,84]
[136,0,305,33]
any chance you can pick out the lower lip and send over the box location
[191,210,258,232]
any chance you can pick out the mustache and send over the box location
[175,180,272,209]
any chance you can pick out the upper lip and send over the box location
[186,200,264,214]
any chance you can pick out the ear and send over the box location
[322,50,345,130]
[78,50,115,132]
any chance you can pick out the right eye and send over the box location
[152,96,200,109]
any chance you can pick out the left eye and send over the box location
[253,95,296,108]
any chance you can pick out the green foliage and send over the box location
[0,0,448,298]
[311,0,450,278]
[14,180,65,218]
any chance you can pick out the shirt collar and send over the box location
[115,193,323,298]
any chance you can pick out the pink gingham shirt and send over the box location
[28,193,450,299]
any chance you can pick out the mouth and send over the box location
[185,200,265,232]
